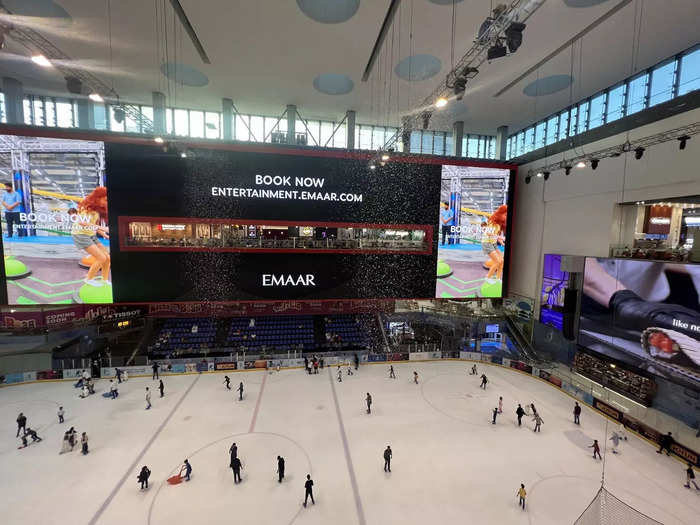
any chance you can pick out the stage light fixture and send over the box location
[575,161,586,169]
[154,136,164,144]
[634,147,645,160]
[88,93,104,103]
[31,54,51,67]
[381,153,390,161]
[369,164,376,170]
[505,22,526,53]
[564,166,572,176]
[591,159,599,170]
[435,97,448,108]
[180,152,187,158]
[487,40,507,61]
[536,171,543,178]
[677,135,690,150]
[543,171,550,181]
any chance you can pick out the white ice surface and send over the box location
[1,361,699,525]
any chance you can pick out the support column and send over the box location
[286,104,296,145]
[152,91,166,135]
[452,121,464,157]
[345,110,356,149]
[3,77,24,124]
[401,117,411,153]
[496,125,509,161]
[222,98,234,140]
[76,99,95,129]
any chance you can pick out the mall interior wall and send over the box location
[509,106,700,309]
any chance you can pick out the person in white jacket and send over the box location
[609,431,622,454]
[145,387,152,410]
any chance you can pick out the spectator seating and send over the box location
[323,315,371,348]
[227,315,316,351]
[150,318,217,356]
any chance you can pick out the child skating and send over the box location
[413,371,419,384]
[590,439,602,459]
[389,365,396,379]
[517,484,526,510]
[145,387,152,410]
[238,382,244,401]
[223,376,231,390]
[366,392,372,414]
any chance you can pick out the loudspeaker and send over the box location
[563,288,578,313]
[562,313,575,340]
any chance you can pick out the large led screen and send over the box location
[580,257,700,387]
[436,165,510,298]
[539,254,570,331]
[0,132,514,304]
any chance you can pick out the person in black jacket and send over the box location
[238,382,244,401]
[223,376,231,390]
[16,412,26,437]
[138,466,151,489]
[516,404,525,426]
[152,362,159,380]
[574,402,581,425]
[277,456,285,483]
[231,456,243,484]
[366,393,372,414]
[657,432,674,456]
[383,446,392,472]
[159,379,164,398]
[480,374,488,389]
[303,474,315,507]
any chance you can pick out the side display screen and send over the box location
[539,254,570,331]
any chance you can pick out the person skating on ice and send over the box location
[183,459,192,481]
[115,367,122,383]
[347,365,353,376]
[383,445,392,472]
[223,376,231,390]
[237,382,244,401]
[492,407,498,424]
[313,359,319,374]
[57,406,64,424]
[530,403,537,416]
[532,413,543,432]
[277,456,285,483]
[138,466,151,490]
[517,484,526,510]
[389,365,396,379]
[152,361,159,380]
[24,427,42,443]
[354,353,359,370]
[589,439,602,459]
[337,366,342,382]
[480,374,488,389]
[657,432,673,456]
[159,379,164,398]
[303,474,315,507]
[470,364,477,375]
[16,412,26,437]
[573,402,581,425]
[413,371,419,384]
[609,431,621,454]
[145,387,152,410]
[516,404,525,426]
[498,396,503,414]
[366,393,372,414]
[231,456,243,484]
[684,463,700,490]
[81,432,89,455]
[319,357,324,369]
[110,380,118,399]
[229,442,238,458]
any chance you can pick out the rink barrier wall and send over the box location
[2,353,698,467]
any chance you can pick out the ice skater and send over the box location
[574,402,581,425]
[498,396,503,414]
[81,432,89,455]
[413,371,419,384]
[366,392,372,414]
[303,474,315,507]
[152,361,159,380]
[138,466,151,490]
[530,403,537,416]
[313,359,319,374]
[337,366,342,382]
[354,353,359,370]
[480,374,488,389]
[16,412,26,437]
[58,406,64,424]
[590,439,602,460]
[347,365,354,376]
[517,484,526,510]
[389,365,396,379]
[657,432,673,456]
[183,459,192,481]
[60,428,76,454]
[532,413,543,432]
[229,442,238,458]
[319,358,324,369]
[384,445,392,472]
[516,404,525,426]
[470,364,478,375]
[231,456,243,484]
[238,382,244,401]
[115,367,122,383]
[277,455,285,483]
[145,387,152,410]
[110,380,118,399]
[609,430,621,454]
[492,407,498,424]
[223,376,231,390]
[159,379,164,398]
[24,427,42,443]
[684,463,699,490]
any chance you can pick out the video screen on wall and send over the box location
[540,254,570,331]
[0,132,513,304]
[579,257,700,387]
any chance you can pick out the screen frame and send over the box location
[0,124,517,306]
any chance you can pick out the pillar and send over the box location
[76,98,94,129]
[496,125,509,161]
[222,98,234,140]
[401,117,411,152]
[152,91,166,135]
[345,110,356,149]
[286,105,296,145]
[3,77,24,124]
[452,121,464,157]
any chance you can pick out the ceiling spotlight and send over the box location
[180,152,187,158]
[381,153,390,161]
[31,54,52,67]
[525,175,531,184]
[564,166,572,176]
[88,93,104,103]
[536,171,543,178]
[487,40,507,61]
[634,147,645,160]
[575,161,586,169]
[154,136,164,144]
[677,135,690,150]
[543,171,550,181]
[435,97,448,109]
[591,159,599,170]
[505,22,526,53]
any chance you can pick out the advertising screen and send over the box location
[436,165,510,298]
[579,257,700,387]
[539,254,570,331]
[0,131,514,304]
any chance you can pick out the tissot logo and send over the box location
[262,274,316,287]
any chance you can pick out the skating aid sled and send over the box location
[167,467,186,485]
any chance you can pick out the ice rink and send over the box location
[2,360,699,525]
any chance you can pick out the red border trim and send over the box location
[118,216,434,255]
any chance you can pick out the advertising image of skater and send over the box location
[231,455,243,484]
[684,463,699,490]
[573,402,581,425]
[58,406,64,424]
[237,382,244,401]
[145,387,152,410]
[303,474,315,507]
[516,404,525,426]
[159,379,164,398]
[138,466,151,490]
[277,456,285,483]
[657,432,674,456]
[590,439,602,459]
[480,374,488,389]
[389,365,396,379]
[16,412,26,437]
[223,376,231,390]
[384,445,392,472]
[81,432,89,455]
[517,484,526,510]
[183,459,192,481]
[532,412,544,433]
[152,361,159,380]
[366,392,372,414]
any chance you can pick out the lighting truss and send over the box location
[383,0,545,150]
[533,121,700,176]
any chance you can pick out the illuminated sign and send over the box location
[161,224,186,231]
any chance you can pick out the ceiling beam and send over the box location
[362,0,402,82]
[168,0,211,65]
